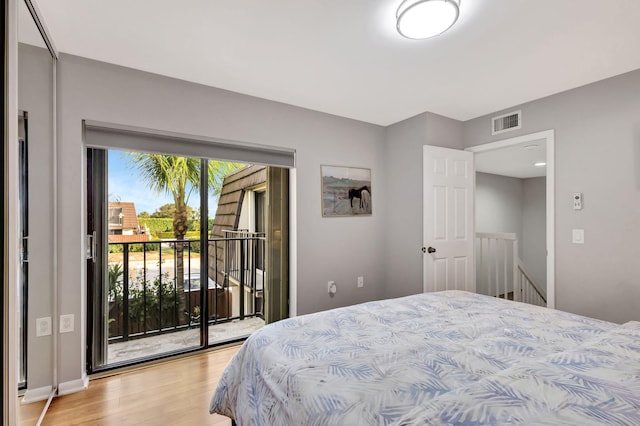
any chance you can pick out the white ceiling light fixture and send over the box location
[396,0,460,40]
[534,162,547,167]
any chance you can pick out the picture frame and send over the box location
[321,165,372,217]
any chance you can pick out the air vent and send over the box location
[491,110,522,135]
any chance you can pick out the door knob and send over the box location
[427,247,436,254]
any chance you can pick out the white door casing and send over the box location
[466,129,555,309]
[423,145,475,293]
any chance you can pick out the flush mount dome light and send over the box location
[396,0,460,40]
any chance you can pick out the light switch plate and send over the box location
[572,229,584,244]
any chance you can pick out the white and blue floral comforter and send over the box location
[210,291,640,425]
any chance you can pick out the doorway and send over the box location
[467,130,555,308]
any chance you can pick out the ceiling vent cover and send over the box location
[492,110,522,135]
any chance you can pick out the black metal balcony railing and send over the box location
[107,233,265,343]
[217,230,266,319]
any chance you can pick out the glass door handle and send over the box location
[86,231,96,262]
[20,236,29,263]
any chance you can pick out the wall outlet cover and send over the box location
[573,192,583,210]
[357,276,364,288]
[60,314,75,333]
[36,317,52,337]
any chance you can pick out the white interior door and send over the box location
[423,145,475,293]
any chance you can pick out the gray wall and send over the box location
[55,54,387,384]
[18,43,54,391]
[522,177,546,289]
[383,112,463,298]
[476,172,524,243]
[464,68,640,324]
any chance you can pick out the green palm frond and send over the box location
[129,154,200,196]
[208,161,245,196]
[129,154,243,198]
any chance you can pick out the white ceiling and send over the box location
[32,0,640,126]
[475,139,547,179]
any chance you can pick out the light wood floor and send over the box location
[19,345,241,426]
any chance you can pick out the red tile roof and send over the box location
[108,202,139,230]
[108,234,151,243]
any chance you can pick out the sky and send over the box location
[108,149,222,217]
[321,165,371,181]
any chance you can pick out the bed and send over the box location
[210,290,640,425]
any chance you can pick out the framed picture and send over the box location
[321,165,372,217]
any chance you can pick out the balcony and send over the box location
[106,232,265,364]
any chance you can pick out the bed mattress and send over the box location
[210,290,640,425]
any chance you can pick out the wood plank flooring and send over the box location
[20,345,241,426]
[19,399,46,425]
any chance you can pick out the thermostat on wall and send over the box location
[573,192,583,210]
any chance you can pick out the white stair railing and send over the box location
[476,232,519,301]
[476,232,546,307]
[516,259,546,307]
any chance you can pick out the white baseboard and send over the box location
[21,385,53,404]
[58,374,89,396]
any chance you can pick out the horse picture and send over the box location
[321,166,372,216]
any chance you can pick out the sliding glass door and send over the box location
[87,146,289,372]
[88,149,204,368]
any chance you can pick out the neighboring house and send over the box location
[107,202,149,243]
[208,165,266,317]
[208,165,266,279]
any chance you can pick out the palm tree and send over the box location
[129,154,242,238]
[128,153,243,315]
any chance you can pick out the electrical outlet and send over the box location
[36,317,52,337]
[573,192,583,210]
[357,276,364,288]
[328,281,337,295]
[60,314,74,333]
